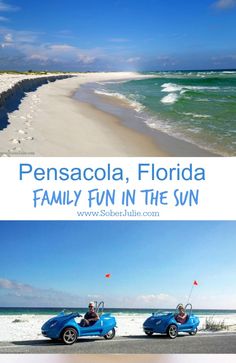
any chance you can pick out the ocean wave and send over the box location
[222,71,236,74]
[161,83,183,92]
[161,82,220,93]
[95,80,130,86]
[143,117,228,155]
[94,89,145,112]
[182,112,212,118]
[102,80,130,85]
[160,93,179,104]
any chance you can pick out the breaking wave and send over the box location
[160,93,179,104]
[94,89,145,112]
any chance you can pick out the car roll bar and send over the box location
[96,301,105,316]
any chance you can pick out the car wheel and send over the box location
[189,328,198,336]
[104,328,116,340]
[62,327,78,345]
[167,324,178,339]
[145,331,153,337]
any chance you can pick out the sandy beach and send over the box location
[0,312,236,342]
[0,72,166,157]
[0,72,216,157]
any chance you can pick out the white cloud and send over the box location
[0,0,19,12]
[127,57,141,63]
[0,27,101,67]
[0,278,34,292]
[0,29,43,45]
[213,0,236,8]
[136,293,177,308]
[4,32,12,42]
[49,44,75,52]
[28,54,49,62]
[0,15,8,21]
[0,278,177,309]
[109,38,129,43]
[0,277,86,307]
[77,54,96,64]
[211,54,236,62]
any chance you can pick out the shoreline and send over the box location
[0,72,217,157]
[74,82,217,157]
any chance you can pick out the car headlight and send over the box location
[49,321,57,328]
[156,320,162,325]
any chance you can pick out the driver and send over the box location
[80,301,99,327]
[175,304,187,324]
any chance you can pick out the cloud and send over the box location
[109,38,129,43]
[3,32,12,42]
[0,15,8,21]
[212,0,236,9]
[2,277,236,309]
[0,28,101,68]
[0,29,43,47]
[28,54,48,62]
[126,57,141,63]
[0,278,34,292]
[136,293,177,308]
[211,54,236,65]
[77,54,96,64]
[0,277,177,308]
[49,44,75,52]
[0,0,19,12]
[0,277,88,307]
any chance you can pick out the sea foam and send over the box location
[161,82,220,93]
[94,89,145,112]
[160,93,179,104]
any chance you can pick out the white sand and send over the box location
[0,72,167,157]
[0,313,235,342]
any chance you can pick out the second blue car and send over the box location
[143,303,200,339]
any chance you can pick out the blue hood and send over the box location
[41,312,80,330]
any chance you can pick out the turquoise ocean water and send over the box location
[93,70,236,156]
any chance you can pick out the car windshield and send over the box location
[152,311,170,317]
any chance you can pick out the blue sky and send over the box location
[0,221,236,309]
[0,0,236,71]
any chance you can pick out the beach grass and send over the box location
[203,317,228,331]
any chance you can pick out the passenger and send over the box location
[175,304,187,324]
[80,301,99,327]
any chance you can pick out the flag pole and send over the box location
[187,280,198,304]
[187,284,194,304]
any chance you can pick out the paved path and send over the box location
[1,333,236,354]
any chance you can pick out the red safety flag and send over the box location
[105,273,111,278]
[193,280,198,286]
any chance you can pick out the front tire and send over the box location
[167,324,178,339]
[145,331,154,337]
[62,327,78,345]
[189,328,198,336]
[104,328,116,340]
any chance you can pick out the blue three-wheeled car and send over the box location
[143,303,200,339]
[41,301,116,345]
